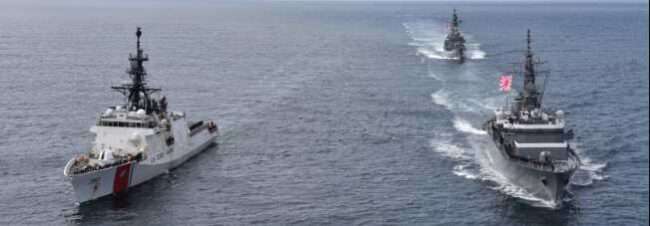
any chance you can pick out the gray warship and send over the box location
[443,9,466,63]
[483,30,580,207]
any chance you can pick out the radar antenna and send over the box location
[451,9,461,30]
[523,29,536,93]
[518,29,545,110]
[111,27,161,113]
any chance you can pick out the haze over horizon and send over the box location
[0,0,648,3]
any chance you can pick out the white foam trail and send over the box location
[407,20,598,209]
[453,163,479,180]
[412,37,436,43]
[403,21,486,61]
[461,133,562,208]
[465,43,486,60]
[469,144,604,207]
[430,137,471,161]
[580,161,607,178]
[431,89,465,112]
[474,96,501,112]
[418,46,482,61]
[569,145,608,186]
[425,61,445,81]
[453,117,487,135]
[430,133,481,180]
[431,89,488,115]
[469,49,486,60]
[417,47,455,60]
[430,97,565,208]
[428,71,442,81]
[478,158,559,208]
[431,89,451,109]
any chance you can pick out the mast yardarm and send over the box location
[111,27,161,113]
[519,29,542,110]
[451,9,461,31]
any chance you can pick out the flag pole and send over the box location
[505,91,509,112]
[500,74,513,112]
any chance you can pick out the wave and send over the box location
[466,43,486,60]
[428,71,443,81]
[468,140,606,208]
[453,117,487,135]
[416,44,486,61]
[469,49,486,60]
[475,151,561,208]
[431,89,451,109]
[474,96,501,112]
[417,47,459,61]
[485,172,560,208]
[430,134,472,161]
[453,163,479,180]
[570,145,608,186]
[429,101,562,208]
[432,132,560,208]
[404,21,486,61]
[579,161,608,181]
[430,132,482,181]
[431,89,488,114]
[410,19,604,208]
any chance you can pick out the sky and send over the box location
[0,0,647,7]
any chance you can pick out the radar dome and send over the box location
[136,109,146,117]
[103,108,114,116]
[129,132,143,146]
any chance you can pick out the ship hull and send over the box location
[443,40,465,63]
[66,131,217,203]
[483,143,574,206]
[484,121,575,207]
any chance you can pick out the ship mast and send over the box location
[112,27,161,113]
[451,9,461,31]
[520,29,541,110]
[523,30,536,94]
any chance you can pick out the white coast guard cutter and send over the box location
[64,28,218,203]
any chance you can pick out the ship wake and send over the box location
[453,117,487,136]
[404,21,486,61]
[416,18,606,207]
[480,163,563,208]
[427,76,565,207]
[431,89,606,208]
[569,145,608,186]
[429,132,479,180]
[430,133,562,208]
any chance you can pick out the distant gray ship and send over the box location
[443,9,466,63]
[483,30,580,207]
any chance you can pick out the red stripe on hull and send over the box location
[113,163,131,193]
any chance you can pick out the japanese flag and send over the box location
[500,75,513,92]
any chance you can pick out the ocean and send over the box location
[0,1,647,225]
